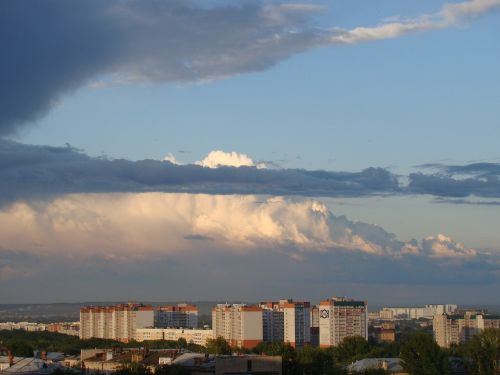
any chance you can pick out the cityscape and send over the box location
[1,299,499,374]
[1,0,500,374]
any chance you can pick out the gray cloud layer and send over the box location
[0,0,326,135]
[2,0,500,135]
[409,163,500,198]
[0,140,400,205]
[4,140,500,204]
[1,247,498,304]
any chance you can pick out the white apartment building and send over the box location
[155,304,198,329]
[319,297,368,348]
[80,303,154,342]
[260,300,310,348]
[433,312,500,348]
[380,304,457,320]
[134,328,214,346]
[212,304,263,349]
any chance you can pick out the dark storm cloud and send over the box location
[409,162,500,198]
[0,140,401,205]
[1,247,498,303]
[0,0,326,135]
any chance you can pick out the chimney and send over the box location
[8,351,14,366]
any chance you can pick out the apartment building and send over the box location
[260,300,310,348]
[433,312,500,348]
[319,297,368,347]
[380,304,458,320]
[135,328,214,346]
[212,304,263,349]
[155,304,198,329]
[80,303,154,342]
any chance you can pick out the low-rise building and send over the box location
[347,358,408,375]
[135,328,214,346]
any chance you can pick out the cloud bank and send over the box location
[1,0,499,134]
[2,192,466,258]
[0,140,400,205]
[1,192,498,303]
[409,162,500,198]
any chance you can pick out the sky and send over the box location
[1,0,500,305]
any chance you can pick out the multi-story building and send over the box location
[155,304,198,329]
[80,303,154,342]
[212,304,263,349]
[433,312,500,348]
[260,300,310,348]
[319,297,368,347]
[310,305,320,328]
[134,328,214,346]
[379,304,457,320]
[260,303,285,343]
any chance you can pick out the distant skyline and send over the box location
[1,0,499,304]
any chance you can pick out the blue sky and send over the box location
[1,0,500,303]
[17,0,500,171]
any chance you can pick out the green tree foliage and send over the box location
[400,332,452,375]
[334,336,371,365]
[462,328,500,375]
[205,337,232,355]
[0,330,206,356]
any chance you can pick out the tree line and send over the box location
[1,328,498,374]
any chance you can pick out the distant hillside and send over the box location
[0,301,253,323]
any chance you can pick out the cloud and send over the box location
[1,192,498,303]
[330,0,500,44]
[195,150,267,169]
[0,140,400,205]
[163,153,181,165]
[0,192,481,261]
[409,162,500,198]
[422,234,477,258]
[1,0,499,134]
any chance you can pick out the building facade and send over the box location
[433,312,500,348]
[134,328,214,346]
[212,304,263,349]
[319,297,368,347]
[80,303,154,342]
[155,304,198,329]
[260,300,311,348]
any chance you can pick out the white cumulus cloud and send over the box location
[422,234,477,258]
[196,150,267,169]
[0,193,477,261]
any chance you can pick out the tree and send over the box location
[400,332,451,375]
[463,328,500,375]
[176,338,187,349]
[334,336,371,365]
[205,337,231,355]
